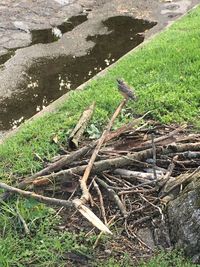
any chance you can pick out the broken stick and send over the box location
[79,99,128,203]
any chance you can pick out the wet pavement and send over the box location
[0,0,199,135]
[0,17,156,130]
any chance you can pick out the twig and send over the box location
[68,102,95,149]
[158,157,176,188]
[93,179,107,225]
[104,112,150,142]
[161,166,200,196]
[132,216,151,226]
[79,99,127,203]
[96,177,128,218]
[16,198,30,235]
[118,188,156,195]
[151,134,157,180]
[0,182,73,208]
[130,126,186,151]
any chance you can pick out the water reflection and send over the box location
[0,16,156,130]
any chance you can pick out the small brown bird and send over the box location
[117,79,136,100]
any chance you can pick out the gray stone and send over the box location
[137,227,156,250]
[168,177,200,263]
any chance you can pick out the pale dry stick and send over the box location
[102,180,155,191]
[103,172,132,187]
[0,182,73,208]
[151,133,157,180]
[104,112,150,142]
[161,166,200,196]
[93,180,107,225]
[158,157,176,188]
[16,198,30,235]
[17,211,30,235]
[68,102,96,148]
[79,99,128,204]
[0,182,112,234]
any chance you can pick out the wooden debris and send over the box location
[68,102,95,149]
[79,99,128,204]
[0,182,111,234]
[1,105,199,240]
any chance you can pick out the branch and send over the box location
[79,99,127,203]
[68,102,95,149]
[0,182,112,234]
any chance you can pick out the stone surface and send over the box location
[168,176,200,263]
[137,227,156,250]
[0,0,82,51]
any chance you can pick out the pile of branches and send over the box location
[0,99,200,250]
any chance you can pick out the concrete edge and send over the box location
[1,3,199,145]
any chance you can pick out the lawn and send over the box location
[0,5,200,267]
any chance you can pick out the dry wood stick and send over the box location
[23,113,145,183]
[68,102,95,148]
[16,199,30,235]
[30,141,97,180]
[96,177,128,218]
[130,126,186,151]
[79,99,127,203]
[151,133,157,180]
[0,182,112,233]
[7,141,200,193]
[161,166,200,196]
[0,182,73,208]
[158,157,176,188]
[93,214,117,249]
[93,180,107,225]
[105,111,150,142]
[124,219,153,251]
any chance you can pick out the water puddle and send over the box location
[0,51,15,68]
[0,16,156,130]
[31,14,88,45]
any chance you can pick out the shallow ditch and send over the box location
[0,16,156,130]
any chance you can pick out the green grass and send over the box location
[0,198,95,266]
[0,5,200,267]
[94,251,198,267]
[1,6,200,179]
[139,251,199,267]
